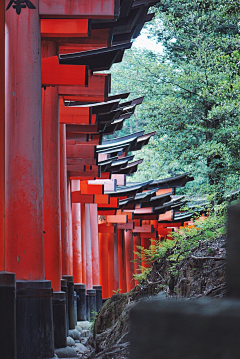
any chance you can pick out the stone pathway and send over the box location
[55,321,95,359]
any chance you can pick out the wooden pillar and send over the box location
[42,40,61,291]
[108,232,114,297]
[5,0,44,280]
[67,174,73,275]
[60,124,70,275]
[0,1,5,271]
[85,203,93,289]
[113,231,119,292]
[124,229,135,292]
[81,203,86,285]
[90,204,99,285]
[133,233,141,286]
[72,180,82,283]
[99,232,108,298]
[118,229,127,293]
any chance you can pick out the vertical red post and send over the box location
[99,232,108,298]
[141,237,151,271]
[107,232,114,297]
[113,231,119,292]
[133,233,141,286]
[0,0,5,271]
[67,174,73,275]
[81,203,86,285]
[5,0,44,279]
[118,229,126,293]
[42,41,61,291]
[60,124,70,275]
[85,203,93,289]
[72,180,82,283]
[124,229,135,292]
[90,204,99,285]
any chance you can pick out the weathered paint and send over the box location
[67,174,73,275]
[90,204,99,285]
[107,232,114,297]
[72,180,82,283]
[42,41,62,291]
[81,203,86,285]
[5,1,44,279]
[41,19,89,37]
[118,229,127,293]
[0,1,5,271]
[39,0,119,19]
[133,233,141,287]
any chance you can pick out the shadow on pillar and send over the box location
[93,285,103,313]
[0,272,17,359]
[16,280,54,359]
[86,289,96,321]
[61,279,68,334]
[52,292,67,349]
[62,275,75,330]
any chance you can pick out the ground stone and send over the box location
[75,325,83,333]
[74,343,88,354]
[81,330,90,337]
[80,337,89,346]
[77,321,91,330]
[55,346,78,358]
[69,329,81,341]
[66,337,75,347]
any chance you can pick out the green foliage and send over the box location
[133,208,226,282]
[110,0,240,201]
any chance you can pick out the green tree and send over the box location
[110,0,240,201]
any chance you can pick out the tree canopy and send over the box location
[110,0,240,201]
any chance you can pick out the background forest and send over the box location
[109,0,240,203]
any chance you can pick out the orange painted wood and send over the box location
[117,222,134,230]
[98,210,116,215]
[5,2,44,279]
[163,222,182,227]
[124,230,135,292]
[106,215,128,224]
[0,0,4,271]
[67,175,73,275]
[113,232,119,293]
[80,181,104,195]
[67,164,99,173]
[133,214,158,220]
[98,197,119,208]
[81,204,86,284]
[68,171,99,179]
[158,228,174,236]
[95,194,110,205]
[71,192,94,203]
[158,210,173,222]
[108,233,115,297]
[98,173,111,180]
[58,73,110,100]
[41,19,89,37]
[90,204,99,285]
[132,225,154,233]
[150,220,158,230]
[42,40,61,291]
[59,29,110,54]
[67,158,97,166]
[85,204,93,289]
[125,208,153,214]
[66,144,96,158]
[98,224,115,234]
[39,0,118,19]
[132,219,142,227]
[99,233,108,299]
[60,99,93,125]
[42,56,86,86]
[72,180,82,283]
[156,188,173,196]
[140,232,158,239]
[118,229,127,293]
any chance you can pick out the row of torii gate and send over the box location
[0,1,194,359]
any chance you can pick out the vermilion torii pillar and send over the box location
[42,40,62,292]
[72,180,82,283]
[0,0,5,271]
[5,2,54,358]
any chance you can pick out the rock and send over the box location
[55,346,78,358]
[81,330,90,337]
[74,343,88,354]
[77,321,91,330]
[68,329,81,341]
[75,325,83,333]
[80,337,89,346]
[66,336,75,347]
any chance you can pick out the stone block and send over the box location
[130,297,240,359]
